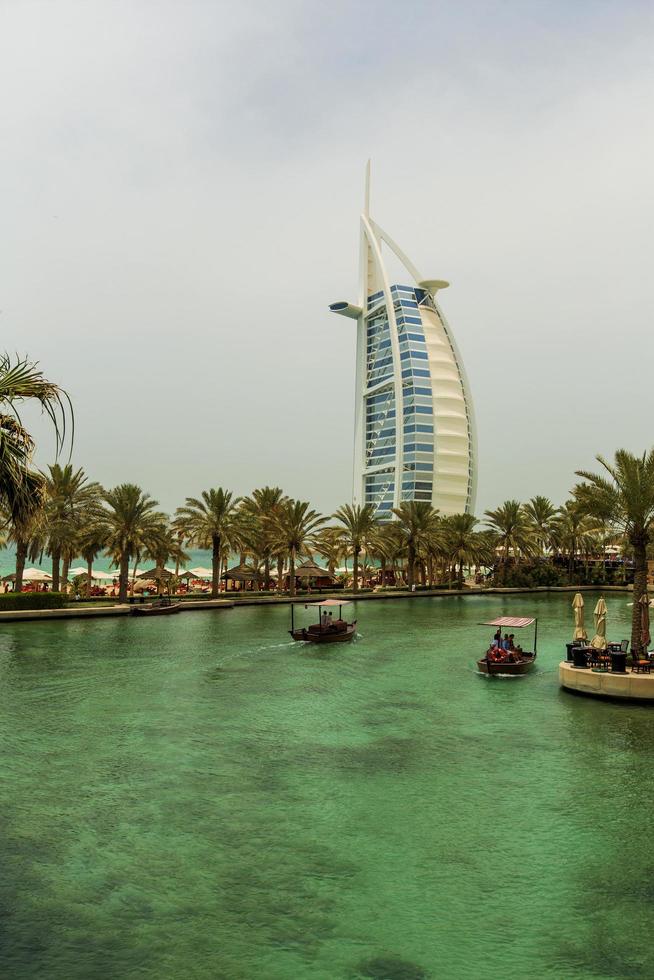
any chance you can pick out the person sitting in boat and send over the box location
[502,633,511,650]
[507,634,516,651]
[491,629,502,648]
[321,610,329,628]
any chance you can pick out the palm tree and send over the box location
[240,487,288,588]
[271,500,325,596]
[442,513,494,589]
[0,353,71,525]
[524,496,558,557]
[312,526,347,579]
[175,488,241,598]
[551,501,599,583]
[78,521,111,598]
[142,527,190,595]
[484,500,535,583]
[332,503,378,593]
[367,521,405,588]
[574,450,654,656]
[392,501,440,590]
[43,464,102,591]
[102,484,168,602]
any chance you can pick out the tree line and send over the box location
[3,354,654,655]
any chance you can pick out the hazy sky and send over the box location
[3,0,653,516]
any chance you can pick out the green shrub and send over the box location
[496,562,567,588]
[0,592,66,611]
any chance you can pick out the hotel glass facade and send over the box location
[330,171,476,518]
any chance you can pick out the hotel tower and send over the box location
[329,165,477,518]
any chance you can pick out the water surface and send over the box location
[0,594,651,979]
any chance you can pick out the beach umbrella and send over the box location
[572,592,587,641]
[590,596,608,649]
[639,592,651,655]
[22,568,53,582]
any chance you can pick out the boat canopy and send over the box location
[307,599,351,607]
[481,616,535,628]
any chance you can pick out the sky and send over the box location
[2,0,653,517]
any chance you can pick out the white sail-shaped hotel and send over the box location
[330,167,477,519]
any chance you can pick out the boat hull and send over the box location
[477,654,536,676]
[290,623,356,644]
[131,602,182,616]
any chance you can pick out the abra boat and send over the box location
[477,616,538,676]
[130,598,182,617]
[289,599,357,644]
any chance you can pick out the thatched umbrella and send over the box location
[572,592,587,641]
[590,596,608,650]
[221,563,259,589]
[295,561,334,580]
[137,567,174,595]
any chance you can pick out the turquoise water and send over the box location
[0,593,652,980]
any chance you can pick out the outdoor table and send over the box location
[610,651,627,673]
[572,647,590,669]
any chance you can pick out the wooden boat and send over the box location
[289,599,357,644]
[477,615,538,676]
[130,598,182,617]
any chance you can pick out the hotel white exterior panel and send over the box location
[330,171,477,517]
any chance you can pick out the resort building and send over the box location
[329,165,477,518]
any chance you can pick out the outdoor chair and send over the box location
[631,654,651,674]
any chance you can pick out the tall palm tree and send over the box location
[392,501,440,590]
[312,526,347,579]
[175,488,241,598]
[367,521,405,588]
[551,501,599,583]
[0,353,71,525]
[484,500,535,583]
[442,513,494,589]
[102,484,168,602]
[240,487,288,588]
[271,500,325,596]
[78,520,111,598]
[524,496,558,557]
[43,464,102,591]
[332,503,378,593]
[574,449,654,655]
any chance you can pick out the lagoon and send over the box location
[0,594,652,979]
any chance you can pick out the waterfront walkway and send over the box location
[0,584,632,623]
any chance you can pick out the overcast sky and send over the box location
[3,0,653,517]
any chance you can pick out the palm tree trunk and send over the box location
[15,540,27,593]
[61,556,70,594]
[353,547,359,594]
[118,551,129,602]
[86,557,93,598]
[407,543,415,589]
[52,549,61,592]
[380,556,387,587]
[264,558,270,590]
[289,548,296,597]
[277,555,284,593]
[631,536,648,656]
[211,534,220,599]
